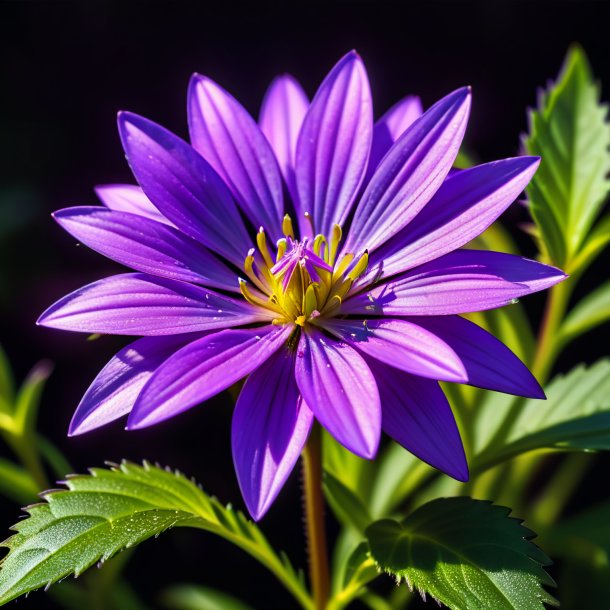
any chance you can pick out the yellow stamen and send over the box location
[239,279,283,314]
[347,250,369,281]
[295,315,307,327]
[313,234,326,258]
[329,224,342,266]
[256,227,274,268]
[333,253,355,281]
[276,238,287,261]
[282,214,295,239]
[304,284,318,317]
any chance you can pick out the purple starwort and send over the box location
[39,51,564,519]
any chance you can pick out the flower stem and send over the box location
[302,424,330,610]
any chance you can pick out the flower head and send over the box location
[39,51,565,519]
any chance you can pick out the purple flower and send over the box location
[39,51,565,520]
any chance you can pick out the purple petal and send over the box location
[127,324,292,428]
[118,112,250,267]
[295,326,380,458]
[412,316,545,398]
[69,334,200,436]
[344,87,471,254]
[294,51,373,237]
[188,75,285,238]
[362,157,541,284]
[368,360,468,481]
[365,95,423,181]
[37,273,270,335]
[54,207,239,292]
[321,318,467,383]
[259,74,309,204]
[343,250,566,316]
[95,184,172,226]
[232,349,313,520]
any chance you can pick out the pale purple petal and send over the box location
[118,112,250,266]
[362,157,541,284]
[294,51,373,237]
[188,75,285,238]
[368,360,468,481]
[259,74,309,204]
[344,87,471,254]
[343,250,566,316]
[412,316,545,398]
[54,206,239,292]
[69,334,201,436]
[128,324,292,428]
[95,184,172,226]
[37,273,270,335]
[295,326,380,458]
[232,349,313,520]
[365,95,423,181]
[321,318,467,383]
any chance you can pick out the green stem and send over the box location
[530,279,572,382]
[303,425,330,610]
[530,453,593,527]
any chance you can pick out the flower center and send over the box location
[239,214,368,326]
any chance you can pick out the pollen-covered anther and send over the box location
[238,213,368,326]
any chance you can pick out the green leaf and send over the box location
[524,45,610,266]
[0,462,311,609]
[162,584,254,610]
[0,458,39,504]
[559,280,610,344]
[474,360,610,472]
[12,360,52,437]
[365,498,556,610]
[0,345,14,407]
[322,430,373,502]
[545,500,610,565]
[323,472,372,533]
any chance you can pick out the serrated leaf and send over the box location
[161,584,254,610]
[365,498,556,610]
[524,46,610,266]
[0,462,310,608]
[475,360,610,471]
[559,280,610,343]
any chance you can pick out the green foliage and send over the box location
[323,472,372,533]
[162,584,254,610]
[0,462,310,609]
[524,45,610,267]
[475,360,610,471]
[365,498,556,610]
[559,280,610,344]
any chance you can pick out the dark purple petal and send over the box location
[295,326,380,458]
[188,75,285,238]
[321,318,467,383]
[54,206,239,292]
[362,157,541,284]
[69,334,200,436]
[365,95,423,181]
[118,112,250,266]
[127,324,292,428]
[294,51,373,237]
[37,273,270,335]
[412,316,545,398]
[259,74,309,204]
[232,348,313,520]
[95,184,172,225]
[344,88,471,254]
[368,360,468,481]
[343,250,566,316]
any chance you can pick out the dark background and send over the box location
[0,1,609,608]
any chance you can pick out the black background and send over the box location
[0,1,609,608]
